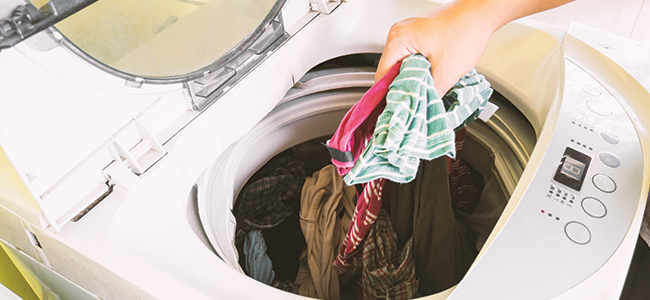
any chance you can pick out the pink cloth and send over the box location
[333,178,386,273]
[326,63,402,175]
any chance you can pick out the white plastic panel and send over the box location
[529,0,645,39]
[0,238,100,300]
[0,42,192,229]
[447,59,645,300]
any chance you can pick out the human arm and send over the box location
[375,0,575,96]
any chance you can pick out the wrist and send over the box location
[432,0,505,35]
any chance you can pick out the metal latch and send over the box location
[107,120,167,176]
[309,0,342,14]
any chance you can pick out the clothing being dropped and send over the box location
[333,178,387,273]
[325,62,402,176]
[344,54,493,185]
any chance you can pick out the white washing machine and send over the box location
[0,0,649,299]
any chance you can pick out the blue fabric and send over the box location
[244,230,275,285]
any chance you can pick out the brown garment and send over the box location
[299,165,357,300]
[390,157,475,296]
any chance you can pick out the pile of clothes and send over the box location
[233,54,494,299]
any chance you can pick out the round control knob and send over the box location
[599,152,620,168]
[593,174,616,193]
[600,130,620,145]
[583,85,602,96]
[582,197,607,218]
[565,222,591,244]
[586,100,613,117]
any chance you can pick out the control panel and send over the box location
[449,59,644,299]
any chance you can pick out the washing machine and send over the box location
[0,0,649,299]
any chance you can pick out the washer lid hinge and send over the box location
[309,0,343,14]
[107,119,167,176]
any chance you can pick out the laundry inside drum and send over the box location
[192,62,536,299]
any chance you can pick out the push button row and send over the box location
[563,86,617,245]
[593,174,616,193]
[565,197,606,245]
[599,152,620,168]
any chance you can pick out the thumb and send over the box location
[375,46,413,82]
[428,55,461,97]
[428,58,452,97]
[430,65,451,97]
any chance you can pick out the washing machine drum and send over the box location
[194,65,534,297]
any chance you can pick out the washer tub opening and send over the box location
[189,59,536,298]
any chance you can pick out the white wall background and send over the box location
[529,0,650,48]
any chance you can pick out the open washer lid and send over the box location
[0,0,339,231]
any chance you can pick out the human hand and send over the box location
[375,2,497,96]
[375,0,574,96]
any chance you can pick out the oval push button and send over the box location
[583,85,602,96]
[593,174,616,193]
[582,197,606,218]
[565,222,591,244]
[600,130,620,145]
[586,100,613,117]
[599,152,620,168]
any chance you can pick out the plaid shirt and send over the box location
[362,210,418,300]
[333,178,386,273]
[234,156,306,232]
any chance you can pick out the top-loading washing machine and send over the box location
[0,0,649,299]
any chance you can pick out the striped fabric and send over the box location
[344,54,493,185]
[332,178,386,273]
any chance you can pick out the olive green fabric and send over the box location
[390,157,475,296]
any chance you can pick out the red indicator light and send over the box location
[541,209,545,213]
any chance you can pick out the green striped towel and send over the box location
[344,54,492,185]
